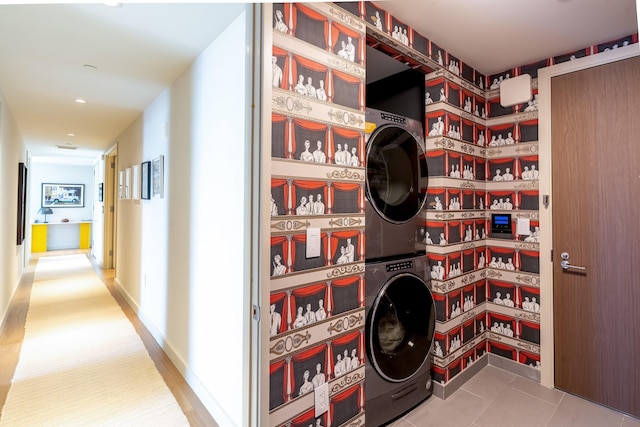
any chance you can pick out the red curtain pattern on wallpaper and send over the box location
[270,291,289,336]
[287,409,326,427]
[329,229,361,264]
[270,235,289,275]
[487,122,515,142]
[329,275,362,318]
[290,180,328,216]
[273,46,289,90]
[270,359,288,409]
[332,126,364,166]
[329,384,362,426]
[292,118,330,161]
[271,113,290,159]
[271,178,290,215]
[289,232,328,272]
[333,21,363,63]
[516,155,539,178]
[289,282,329,328]
[292,4,330,48]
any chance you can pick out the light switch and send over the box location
[306,228,321,258]
[314,382,329,417]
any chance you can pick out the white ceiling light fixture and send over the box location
[75,98,86,104]
[56,145,78,150]
[104,2,122,7]
[67,133,75,137]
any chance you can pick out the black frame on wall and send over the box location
[16,162,27,245]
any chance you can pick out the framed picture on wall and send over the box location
[151,155,164,199]
[118,170,124,199]
[124,168,131,199]
[132,164,140,200]
[141,161,151,200]
[17,162,27,244]
[41,183,85,208]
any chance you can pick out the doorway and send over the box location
[103,149,117,270]
[539,49,640,417]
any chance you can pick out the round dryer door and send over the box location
[366,125,428,224]
[368,273,436,382]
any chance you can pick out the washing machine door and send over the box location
[366,124,428,224]
[368,273,435,382]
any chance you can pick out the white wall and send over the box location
[113,5,253,427]
[0,95,27,327]
[29,160,95,224]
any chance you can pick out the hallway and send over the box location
[0,250,217,427]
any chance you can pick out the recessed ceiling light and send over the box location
[104,2,122,7]
[67,133,75,137]
[75,98,86,104]
[56,145,77,150]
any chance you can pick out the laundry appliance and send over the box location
[364,108,428,261]
[364,253,436,426]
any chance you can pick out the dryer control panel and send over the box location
[386,260,413,272]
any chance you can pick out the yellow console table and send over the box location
[31,221,92,252]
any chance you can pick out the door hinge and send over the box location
[111,160,116,168]
[550,249,554,262]
[109,250,113,256]
[252,304,261,322]
[110,206,114,213]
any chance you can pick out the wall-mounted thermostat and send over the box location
[491,213,512,235]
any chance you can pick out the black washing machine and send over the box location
[365,108,429,261]
[365,254,436,426]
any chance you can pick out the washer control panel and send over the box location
[386,260,413,272]
[380,112,407,125]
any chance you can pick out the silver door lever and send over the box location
[560,260,586,271]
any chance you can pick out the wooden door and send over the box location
[551,56,640,417]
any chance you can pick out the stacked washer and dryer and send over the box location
[364,108,436,426]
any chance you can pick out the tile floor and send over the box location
[389,365,640,427]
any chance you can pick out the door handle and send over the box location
[560,260,586,271]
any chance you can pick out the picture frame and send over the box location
[141,161,151,200]
[118,170,124,199]
[124,167,131,199]
[98,183,104,202]
[41,183,84,208]
[132,164,140,200]
[17,163,27,244]
[151,155,164,199]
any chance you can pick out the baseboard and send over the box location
[432,352,542,400]
[432,353,489,399]
[112,278,234,427]
[487,353,541,382]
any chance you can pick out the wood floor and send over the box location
[0,250,218,427]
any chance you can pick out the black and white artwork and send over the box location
[597,35,635,53]
[364,2,385,33]
[554,48,589,65]
[41,183,84,208]
[273,7,289,34]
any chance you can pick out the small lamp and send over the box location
[38,207,53,223]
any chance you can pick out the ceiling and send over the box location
[0,1,637,163]
[381,0,638,75]
[0,3,245,163]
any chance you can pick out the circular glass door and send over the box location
[368,273,435,382]
[366,125,428,224]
